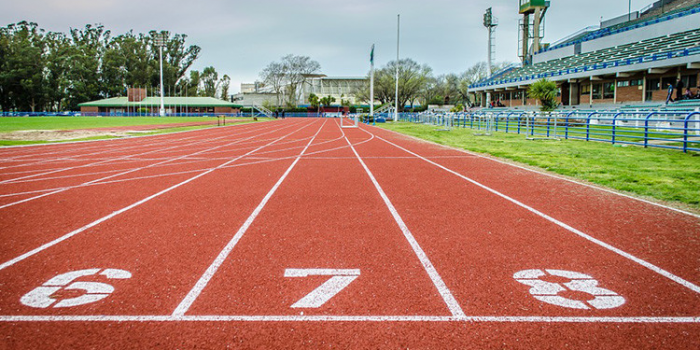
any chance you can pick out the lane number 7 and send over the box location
[284,269,360,308]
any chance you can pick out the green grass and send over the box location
[0,116,241,133]
[0,117,265,146]
[380,122,700,212]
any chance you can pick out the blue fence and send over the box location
[399,110,700,153]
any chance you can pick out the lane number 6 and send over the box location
[20,268,131,309]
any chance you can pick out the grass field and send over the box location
[0,117,241,133]
[380,122,700,212]
[0,117,262,146]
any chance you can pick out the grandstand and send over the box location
[470,0,700,109]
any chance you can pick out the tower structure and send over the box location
[518,0,550,63]
[483,7,498,79]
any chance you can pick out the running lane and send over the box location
[0,121,298,264]
[367,125,700,285]
[0,119,320,316]
[173,119,455,318]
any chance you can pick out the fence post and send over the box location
[643,112,654,148]
[586,112,597,141]
[611,112,623,145]
[684,112,698,153]
[565,111,575,140]
[546,112,552,137]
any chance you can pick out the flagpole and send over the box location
[370,44,375,125]
[395,14,400,122]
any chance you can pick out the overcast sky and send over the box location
[3,0,648,93]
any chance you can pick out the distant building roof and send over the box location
[78,97,242,108]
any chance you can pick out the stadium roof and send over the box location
[79,97,242,108]
[470,27,700,91]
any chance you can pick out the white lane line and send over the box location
[0,133,301,185]
[0,121,317,272]
[0,122,282,184]
[0,130,378,197]
[338,122,465,318]
[1,315,698,323]
[377,135,700,295]
[0,121,303,209]
[380,129,700,219]
[0,126,215,170]
[172,119,326,316]
[0,118,263,157]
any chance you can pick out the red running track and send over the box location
[0,118,698,349]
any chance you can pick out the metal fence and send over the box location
[399,110,700,153]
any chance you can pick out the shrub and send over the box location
[528,79,559,112]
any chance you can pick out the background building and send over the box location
[470,0,700,108]
[79,88,241,115]
[233,75,367,107]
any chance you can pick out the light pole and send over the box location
[395,14,400,122]
[154,33,167,117]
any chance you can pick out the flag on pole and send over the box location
[370,44,375,65]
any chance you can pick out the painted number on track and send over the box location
[20,268,132,309]
[514,269,625,310]
[284,269,360,308]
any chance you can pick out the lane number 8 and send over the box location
[514,269,625,310]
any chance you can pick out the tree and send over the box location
[358,58,432,112]
[200,66,219,97]
[280,54,321,106]
[0,22,205,111]
[219,75,231,100]
[42,32,73,111]
[65,24,111,110]
[260,61,286,107]
[260,55,321,107]
[308,93,319,108]
[319,95,336,107]
[528,78,559,111]
[1,22,47,112]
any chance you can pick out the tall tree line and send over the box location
[352,59,512,111]
[0,21,230,112]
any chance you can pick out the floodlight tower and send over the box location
[483,8,498,79]
[483,8,498,107]
[518,0,550,63]
[154,33,168,117]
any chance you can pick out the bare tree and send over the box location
[280,54,321,106]
[260,61,286,107]
[259,55,321,107]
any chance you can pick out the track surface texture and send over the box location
[0,118,698,349]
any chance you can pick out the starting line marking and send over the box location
[1,315,699,323]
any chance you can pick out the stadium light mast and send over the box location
[370,44,375,121]
[154,33,167,117]
[395,14,400,122]
[483,8,498,107]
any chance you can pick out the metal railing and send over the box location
[399,110,700,153]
